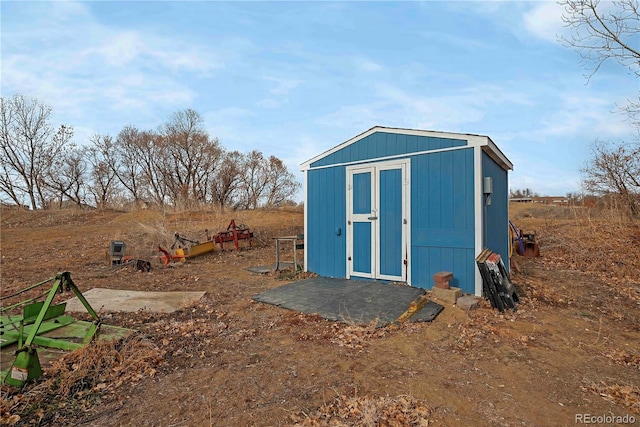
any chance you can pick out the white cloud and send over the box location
[523,2,567,42]
[2,0,223,131]
[352,57,383,72]
[263,76,303,96]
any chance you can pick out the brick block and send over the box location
[434,271,453,282]
[430,286,462,305]
[456,295,479,311]
[433,271,453,289]
[434,280,450,289]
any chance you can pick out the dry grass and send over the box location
[292,392,434,426]
[1,204,640,426]
[0,335,162,426]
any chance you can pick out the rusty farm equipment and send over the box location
[157,232,216,266]
[509,220,541,257]
[207,219,253,251]
[158,219,253,265]
[0,272,131,387]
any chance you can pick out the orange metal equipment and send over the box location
[208,219,253,251]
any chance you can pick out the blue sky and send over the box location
[2,1,637,198]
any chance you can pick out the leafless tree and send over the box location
[237,150,269,210]
[85,135,120,208]
[560,0,639,78]
[0,95,74,209]
[561,0,640,215]
[158,109,222,208]
[263,156,300,208]
[235,150,300,209]
[560,0,640,123]
[582,140,640,216]
[212,150,243,212]
[45,145,88,208]
[114,126,154,206]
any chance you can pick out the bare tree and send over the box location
[560,0,640,78]
[212,150,243,212]
[235,151,300,209]
[561,0,640,216]
[237,150,269,210]
[45,145,88,208]
[263,156,300,208]
[85,136,120,208]
[0,95,74,209]
[560,0,640,122]
[158,109,222,208]
[582,140,640,216]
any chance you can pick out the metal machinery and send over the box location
[158,220,253,265]
[108,240,151,271]
[157,233,217,266]
[0,272,131,387]
[109,240,127,266]
[207,219,253,251]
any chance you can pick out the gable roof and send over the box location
[300,126,513,171]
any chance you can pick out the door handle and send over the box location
[367,216,378,220]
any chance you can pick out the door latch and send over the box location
[367,216,378,220]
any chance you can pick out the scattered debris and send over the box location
[108,240,151,271]
[293,392,435,426]
[582,382,640,415]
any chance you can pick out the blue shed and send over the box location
[300,126,513,296]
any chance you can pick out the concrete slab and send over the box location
[456,295,480,311]
[253,277,427,326]
[65,288,206,313]
[430,286,462,305]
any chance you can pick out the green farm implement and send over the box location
[0,272,131,387]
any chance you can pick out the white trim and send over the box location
[474,146,484,297]
[345,158,410,283]
[303,145,467,172]
[300,126,513,172]
[483,139,513,171]
[303,170,308,272]
[404,160,412,286]
[346,165,375,279]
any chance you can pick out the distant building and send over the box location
[533,196,569,206]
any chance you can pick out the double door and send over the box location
[346,160,409,282]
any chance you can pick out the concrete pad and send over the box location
[430,286,462,305]
[65,288,206,313]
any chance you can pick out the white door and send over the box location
[346,160,410,282]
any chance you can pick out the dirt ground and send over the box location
[1,204,639,426]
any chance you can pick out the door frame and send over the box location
[346,158,411,283]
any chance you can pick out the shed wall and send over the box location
[306,166,346,277]
[310,132,466,168]
[410,148,476,293]
[482,151,510,270]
